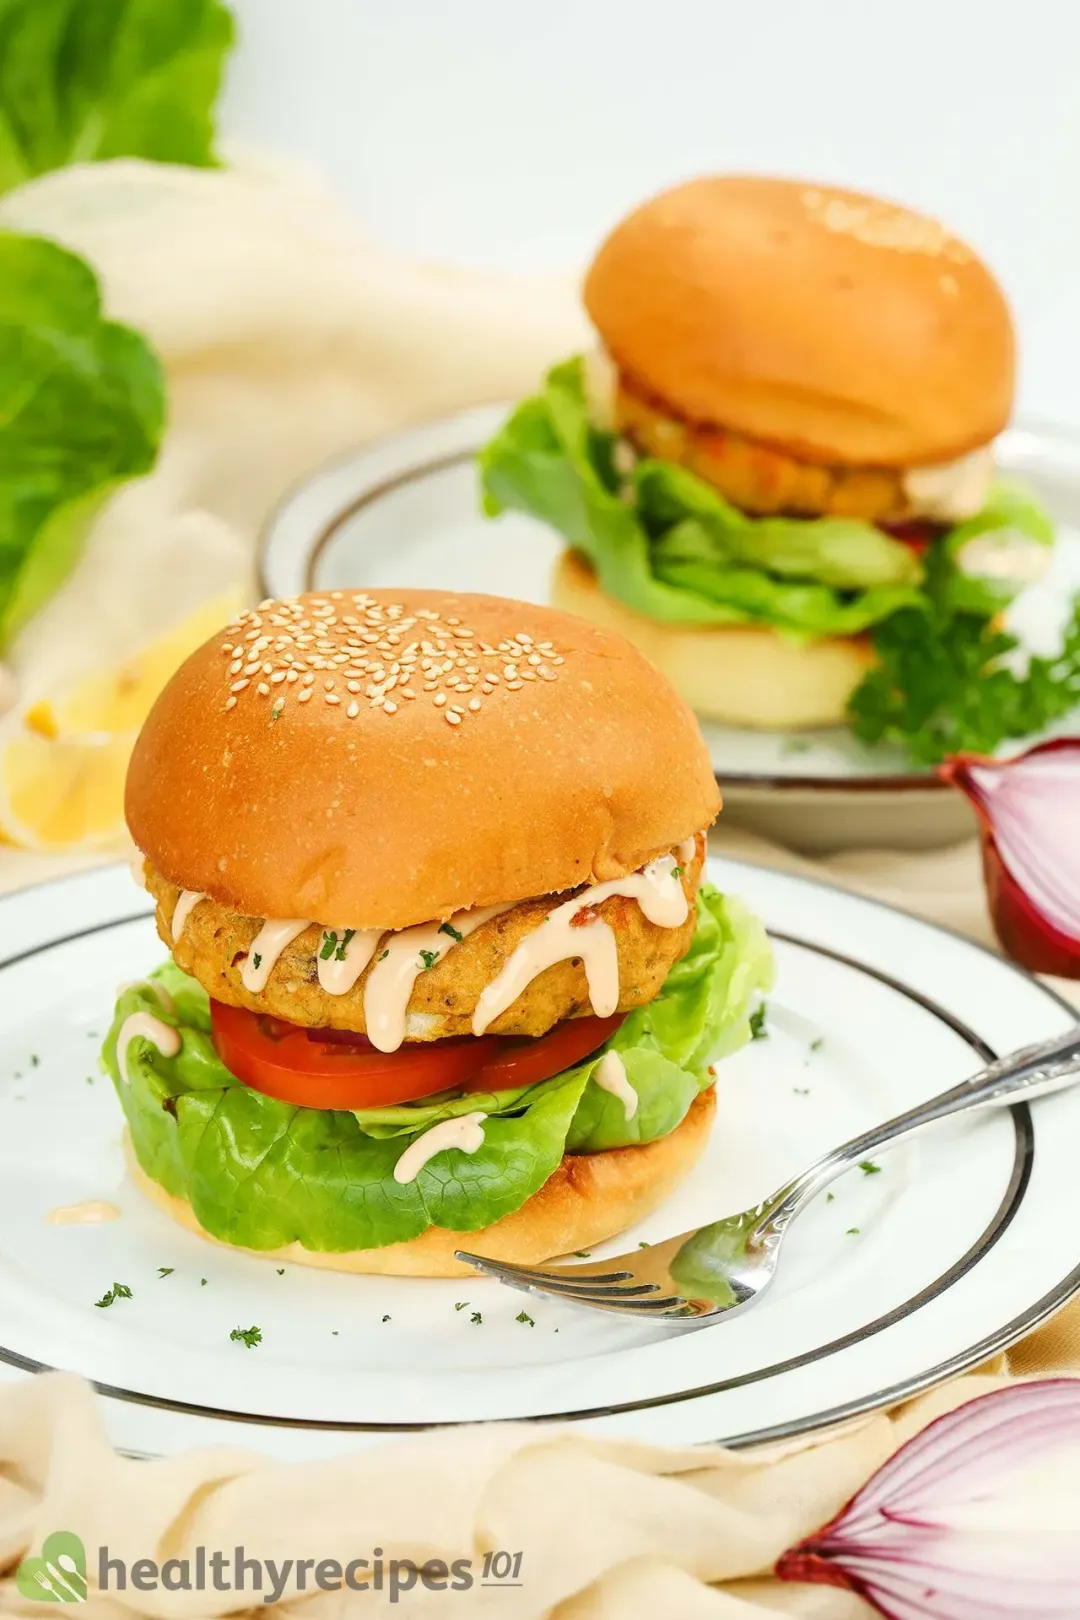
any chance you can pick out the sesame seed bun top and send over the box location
[125,589,720,929]
[583,175,1015,467]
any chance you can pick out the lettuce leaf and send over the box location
[479,358,925,638]
[103,885,773,1252]
[0,0,235,194]
[0,231,164,645]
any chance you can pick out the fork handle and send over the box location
[767,1023,1080,1233]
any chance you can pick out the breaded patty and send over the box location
[615,374,913,524]
[145,841,703,1041]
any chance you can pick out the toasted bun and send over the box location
[124,1087,715,1278]
[584,175,1014,467]
[126,590,719,928]
[553,551,874,729]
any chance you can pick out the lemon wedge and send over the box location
[23,587,244,739]
[0,729,136,851]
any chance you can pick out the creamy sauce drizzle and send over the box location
[48,1200,120,1226]
[116,1012,180,1085]
[678,836,698,863]
[118,979,176,1015]
[903,447,994,523]
[171,890,208,941]
[593,1049,637,1120]
[393,1111,487,1185]
[241,919,310,992]
[957,530,1052,587]
[473,855,688,1036]
[364,904,513,1053]
[317,928,383,995]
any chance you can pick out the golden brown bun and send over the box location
[584,175,1014,467]
[126,590,720,929]
[124,1087,716,1278]
[553,552,874,730]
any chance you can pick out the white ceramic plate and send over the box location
[258,411,1080,852]
[0,858,1078,1463]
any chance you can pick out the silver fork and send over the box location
[456,1025,1080,1323]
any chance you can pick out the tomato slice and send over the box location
[886,521,935,557]
[470,1013,625,1092]
[209,1002,625,1112]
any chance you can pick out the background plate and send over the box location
[0,859,1077,1461]
[259,412,1080,852]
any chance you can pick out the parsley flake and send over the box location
[336,929,355,960]
[826,1192,835,1203]
[276,1268,285,1276]
[94,1282,132,1309]
[418,949,439,971]
[30,1054,39,1068]
[439,921,464,943]
[470,1311,483,1325]
[200,1278,207,1287]
[809,1036,824,1053]
[573,1250,591,1258]
[379,949,389,962]
[671,865,683,879]
[860,1161,882,1176]
[319,931,338,961]
[793,1086,810,1096]
[156,1267,174,1279]
[252,952,262,970]
[454,1301,469,1312]
[846,1227,861,1236]
[230,1325,262,1349]
[749,1005,768,1041]
[382,1314,391,1322]
[516,1310,535,1327]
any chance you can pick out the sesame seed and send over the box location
[224,695,237,710]
[286,669,298,682]
[326,693,341,705]
[383,700,397,715]
[347,680,361,693]
[229,659,243,675]
[270,670,287,684]
[469,698,482,712]
[433,693,447,707]
[302,672,315,685]
[449,705,465,716]
[402,688,416,699]
[346,700,360,718]
[324,678,335,691]
[230,679,249,693]
[445,710,462,725]
[506,680,524,690]
[256,682,270,695]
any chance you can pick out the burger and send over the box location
[105,589,771,1277]
[481,176,1071,761]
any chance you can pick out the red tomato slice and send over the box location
[470,1013,625,1092]
[886,521,934,556]
[209,1002,625,1111]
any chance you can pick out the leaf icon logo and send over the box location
[16,1532,87,1603]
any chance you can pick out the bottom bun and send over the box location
[552,550,875,730]
[124,1086,716,1278]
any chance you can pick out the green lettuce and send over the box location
[0,0,235,194]
[103,885,772,1253]
[0,232,164,645]
[479,358,925,638]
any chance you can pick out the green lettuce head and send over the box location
[103,884,772,1256]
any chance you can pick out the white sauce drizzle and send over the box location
[393,1111,487,1185]
[241,919,310,992]
[957,530,1052,587]
[117,979,176,1015]
[171,889,208,941]
[902,446,994,523]
[364,904,513,1053]
[678,836,698,863]
[317,928,384,995]
[472,855,688,1037]
[593,1049,638,1120]
[116,1012,180,1085]
[47,1200,120,1227]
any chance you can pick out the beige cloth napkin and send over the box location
[1,830,1077,1619]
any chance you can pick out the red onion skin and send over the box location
[938,741,1080,979]
[775,1544,884,1608]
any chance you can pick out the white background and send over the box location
[221,0,1080,424]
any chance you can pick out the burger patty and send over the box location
[615,374,914,525]
[144,841,703,1042]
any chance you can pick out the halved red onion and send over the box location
[776,1381,1080,1616]
[939,739,1080,977]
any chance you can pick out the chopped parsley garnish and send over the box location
[94,1282,132,1309]
[230,1325,262,1349]
[381,1314,391,1323]
[337,929,355,960]
[276,1268,285,1276]
[859,1161,882,1176]
[671,865,683,879]
[200,1278,207,1286]
[30,1054,39,1067]
[638,1240,651,1249]
[809,1036,824,1053]
[454,1301,469,1311]
[252,952,262,970]
[515,1310,535,1327]
[573,1250,591,1258]
[470,1311,483,1325]
[379,949,389,962]
[156,1266,174,1278]
[846,1227,861,1236]
[418,949,439,971]
[749,1005,768,1041]
[826,1192,835,1203]
[793,1087,810,1096]
[331,1330,339,1336]
[439,921,464,943]
[319,931,338,961]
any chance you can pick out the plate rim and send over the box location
[255,409,1080,797]
[0,856,1076,1450]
